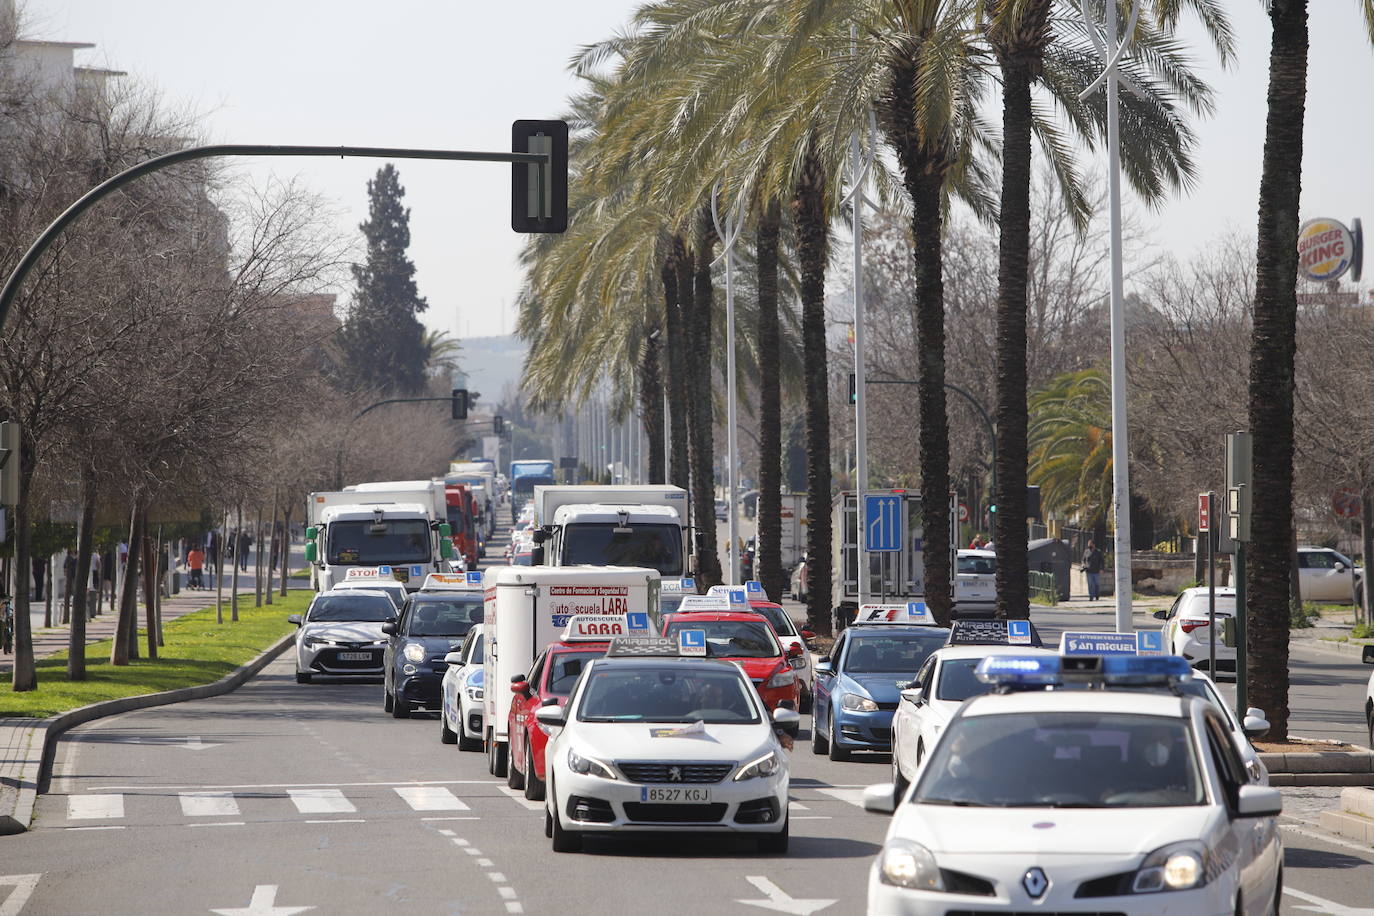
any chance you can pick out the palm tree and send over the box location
[1246,0,1374,742]
[1028,368,1111,533]
[420,329,463,379]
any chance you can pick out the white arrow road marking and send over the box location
[210,885,313,916]
[183,736,221,751]
[67,794,123,820]
[1286,887,1374,915]
[0,874,40,916]
[737,876,836,915]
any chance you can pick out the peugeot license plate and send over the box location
[641,787,710,803]
[337,651,372,661]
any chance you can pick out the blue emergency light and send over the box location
[975,655,1063,686]
[975,654,1193,689]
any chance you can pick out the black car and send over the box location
[382,591,485,717]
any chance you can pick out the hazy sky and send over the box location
[21,1,1374,341]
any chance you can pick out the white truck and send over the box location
[449,463,497,538]
[305,480,453,593]
[481,565,661,776]
[755,493,807,574]
[831,490,925,625]
[529,485,692,581]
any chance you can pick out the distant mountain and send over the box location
[456,335,526,403]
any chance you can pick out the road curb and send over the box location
[1291,636,1374,660]
[0,630,295,836]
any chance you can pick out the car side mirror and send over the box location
[1335,561,1347,572]
[1235,784,1283,818]
[814,660,833,676]
[531,545,545,565]
[1152,609,1167,620]
[1242,713,1270,739]
[801,629,816,640]
[443,651,463,665]
[510,680,530,696]
[862,783,897,815]
[287,614,302,626]
[535,705,566,728]
[1363,645,1374,665]
[531,528,551,544]
[901,687,923,705]
[771,706,800,738]
[380,622,397,635]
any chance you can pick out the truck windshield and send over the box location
[327,520,430,565]
[562,523,683,576]
[512,476,554,495]
[445,506,468,535]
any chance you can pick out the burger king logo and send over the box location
[1298,218,1354,282]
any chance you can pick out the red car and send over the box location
[505,640,609,801]
[661,611,803,711]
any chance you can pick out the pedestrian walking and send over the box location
[187,545,205,589]
[1082,540,1105,601]
[237,530,252,572]
[205,531,219,590]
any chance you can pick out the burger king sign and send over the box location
[1297,218,1356,282]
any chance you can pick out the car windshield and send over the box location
[935,658,997,702]
[844,631,947,674]
[916,713,1205,808]
[307,594,395,623]
[327,520,430,565]
[958,555,996,575]
[547,649,606,696]
[562,523,683,577]
[749,604,797,637]
[577,667,760,723]
[404,597,484,637]
[662,620,780,658]
[469,633,484,664]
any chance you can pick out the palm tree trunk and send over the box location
[638,316,666,485]
[9,444,37,690]
[793,148,833,635]
[68,465,98,680]
[688,206,722,587]
[665,237,692,491]
[991,46,1036,622]
[1247,0,1308,742]
[755,195,786,603]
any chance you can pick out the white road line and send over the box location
[187,822,244,828]
[497,785,543,811]
[67,794,124,820]
[65,825,124,831]
[437,829,456,837]
[1281,822,1374,856]
[453,838,470,846]
[304,818,365,824]
[91,779,501,791]
[179,792,240,817]
[788,800,810,810]
[497,887,517,900]
[394,786,470,811]
[791,816,833,820]
[288,789,355,814]
[505,904,523,914]
[477,859,494,867]
[463,847,482,856]
[0,874,41,916]
[422,816,479,821]
[815,788,867,808]
[487,873,507,883]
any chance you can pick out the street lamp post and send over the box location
[712,181,746,584]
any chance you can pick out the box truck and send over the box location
[529,485,691,580]
[305,480,452,592]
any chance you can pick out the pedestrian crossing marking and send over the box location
[287,788,355,814]
[816,788,867,808]
[180,791,239,817]
[394,786,469,811]
[67,794,123,820]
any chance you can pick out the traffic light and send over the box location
[511,120,569,233]
[848,372,857,405]
[494,415,504,435]
[451,389,469,420]
[988,504,997,515]
[0,421,18,507]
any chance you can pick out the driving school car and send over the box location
[537,633,800,854]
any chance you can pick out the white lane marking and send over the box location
[181,736,221,751]
[487,873,507,884]
[67,794,124,820]
[497,785,543,811]
[64,825,124,831]
[179,792,240,817]
[453,838,470,846]
[287,789,355,814]
[504,905,523,915]
[188,822,245,828]
[788,800,809,811]
[90,779,501,791]
[437,829,456,837]
[304,819,364,824]
[477,859,494,867]
[497,887,517,900]
[422,816,478,821]
[1284,887,1374,915]
[210,884,314,915]
[0,874,41,916]
[737,876,836,915]
[815,788,867,808]
[463,847,482,856]
[394,786,470,811]
[791,816,832,820]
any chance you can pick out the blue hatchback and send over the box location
[811,624,949,760]
[382,592,485,717]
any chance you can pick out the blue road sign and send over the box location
[864,494,903,552]
[1007,619,1032,645]
[678,629,707,656]
[1060,631,1138,655]
[626,611,650,633]
[1136,630,1164,655]
[465,571,482,585]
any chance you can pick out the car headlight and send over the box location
[765,667,796,688]
[403,643,427,663]
[567,749,617,780]
[465,686,484,702]
[734,750,781,781]
[842,693,879,712]
[879,840,943,891]
[302,635,326,647]
[1133,842,1207,893]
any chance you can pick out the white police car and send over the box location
[536,633,800,853]
[863,654,1283,915]
[439,626,485,751]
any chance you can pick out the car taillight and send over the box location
[1179,619,1210,633]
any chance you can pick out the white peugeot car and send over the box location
[537,640,799,854]
[289,590,394,683]
[439,627,485,751]
[864,654,1283,915]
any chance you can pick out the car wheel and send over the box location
[390,692,411,719]
[891,749,909,808]
[382,688,394,712]
[1270,868,1282,916]
[544,802,554,838]
[550,797,582,853]
[507,743,526,790]
[756,816,788,854]
[799,683,813,715]
[524,742,545,801]
[440,711,457,745]
[295,671,311,684]
[457,701,481,751]
[828,715,850,762]
[1367,707,1373,753]
[487,730,508,778]
[916,740,925,767]
[810,709,829,755]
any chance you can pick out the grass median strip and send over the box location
[0,592,309,718]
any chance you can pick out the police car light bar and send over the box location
[976,654,1193,689]
[975,655,1063,686]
